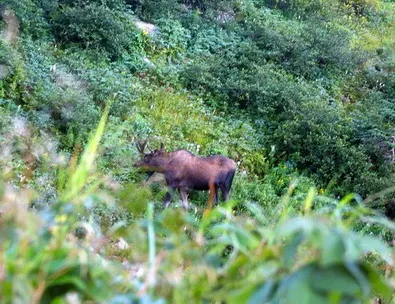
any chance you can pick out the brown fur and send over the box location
[134,148,236,209]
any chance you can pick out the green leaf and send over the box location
[276,264,327,304]
[320,230,345,266]
[360,263,392,302]
[46,259,76,275]
[198,208,223,232]
[245,202,268,225]
[312,264,362,296]
[248,280,277,304]
[210,223,259,252]
[62,103,110,202]
[227,284,258,304]
[233,225,260,251]
[117,183,151,217]
[282,231,304,268]
[160,208,189,233]
[48,275,87,291]
[278,217,320,238]
[345,261,371,297]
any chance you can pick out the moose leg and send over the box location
[220,184,231,202]
[178,187,189,210]
[202,183,217,217]
[222,170,235,202]
[145,171,155,182]
[207,182,217,210]
[214,188,219,206]
[163,187,176,208]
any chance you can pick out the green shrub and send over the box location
[148,18,190,62]
[50,0,140,59]
[180,1,393,198]
[340,0,380,17]
[0,39,26,102]
[12,38,102,148]
[232,174,279,208]
[0,106,12,145]
[5,0,52,39]
[259,0,379,19]
[134,0,182,21]
[271,100,379,195]
[0,40,12,64]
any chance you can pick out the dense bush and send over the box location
[178,1,394,196]
[0,0,394,302]
[49,0,141,59]
[0,40,25,102]
[1,0,393,199]
[1,0,393,200]
[148,18,190,62]
[5,0,51,39]
[271,99,393,195]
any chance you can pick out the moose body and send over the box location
[134,143,236,209]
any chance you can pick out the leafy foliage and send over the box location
[49,0,142,59]
[0,0,395,302]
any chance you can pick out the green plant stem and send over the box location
[147,202,156,276]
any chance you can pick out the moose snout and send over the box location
[133,161,142,167]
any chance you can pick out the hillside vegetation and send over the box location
[0,0,394,303]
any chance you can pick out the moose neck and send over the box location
[151,154,171,171]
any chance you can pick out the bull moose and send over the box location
[134,141,236,210]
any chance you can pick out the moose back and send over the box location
[134,142,236,209]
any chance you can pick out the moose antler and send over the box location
[136,139,148,155]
